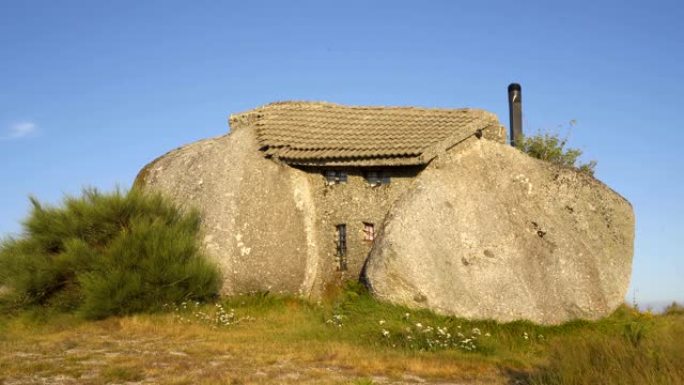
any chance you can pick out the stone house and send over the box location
[137,100,633,323]
[227,101,507,284]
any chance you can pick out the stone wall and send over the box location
[297,167,421,295]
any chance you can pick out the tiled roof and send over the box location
[229,101,505,166]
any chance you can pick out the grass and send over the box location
[1,286,682,384]
[101,366,145,383]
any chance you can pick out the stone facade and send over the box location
[297,166,421,294]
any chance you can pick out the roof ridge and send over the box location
[232,100,490,115]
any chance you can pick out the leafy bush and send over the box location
[516,123,596,175]
[0,188,221,319]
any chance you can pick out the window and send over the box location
[325,170,347,185]
[363,222,375,242]
[336,224,347,271]
[366,170,390,186]
[366,171,379,186]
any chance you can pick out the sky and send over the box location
[1,0,682,307]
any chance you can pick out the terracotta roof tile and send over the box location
[230,101,505,166]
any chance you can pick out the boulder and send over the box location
[135,127,319,296]
[364,138,634,324]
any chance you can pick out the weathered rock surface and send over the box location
[365,138,634,324]
[136,127,318,296]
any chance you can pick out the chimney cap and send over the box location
[508,83,521,93]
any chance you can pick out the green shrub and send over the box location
[516,124,596,175]
[0,188,221,318]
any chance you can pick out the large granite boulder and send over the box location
[135,126,320,296]
[364,138,634,324]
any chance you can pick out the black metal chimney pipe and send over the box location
[507,83,522,147]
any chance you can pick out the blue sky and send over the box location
[1,0,682,306]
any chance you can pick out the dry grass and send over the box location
[0,307,501,385]
[527,311,684,385]
[0,294,682,385]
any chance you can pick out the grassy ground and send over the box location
[1,288,682,385]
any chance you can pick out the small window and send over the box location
[366,170,390,186]
[366,171,380,186]
[363,222,375,242]
[336,224,347,271]
[325,170,347,185]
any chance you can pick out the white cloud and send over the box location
[3,121,38,140]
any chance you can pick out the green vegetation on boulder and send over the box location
[516,123,597,175]
[0,188,221,319]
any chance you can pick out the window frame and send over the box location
[366,170,390,186]
[325,170,348,185]
[336,224,347,271]
[363,222,375,242]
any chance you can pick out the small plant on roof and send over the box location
[516,120,597,175]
